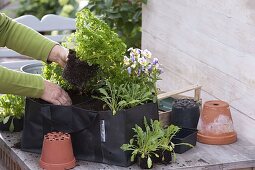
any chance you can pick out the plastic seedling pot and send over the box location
[39,132,76,170]
[172,128,198,154]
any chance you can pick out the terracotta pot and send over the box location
[197,100,237,145]
[39,132,76,170]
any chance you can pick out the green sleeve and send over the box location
[0,13,56,97]
[0,66,44,97]
[0,13,57,61]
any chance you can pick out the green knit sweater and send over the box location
[0,13,57,97]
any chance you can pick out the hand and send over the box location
[40,80,72,106]
[47,45,69,67]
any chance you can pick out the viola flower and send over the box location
[141,49,152,59]
[127,47,133,51]
[130,54,136,62]
[131,61,137,69]
[127,67,132,75]
[138,57,147,66]
[152,58,159,65]
[147,64,153,73]
[123,56,130,65]
[137,69,141,76]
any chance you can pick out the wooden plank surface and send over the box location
[0,91,254,170]
[142,0,255,120]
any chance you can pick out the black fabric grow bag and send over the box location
[21,97,159,167]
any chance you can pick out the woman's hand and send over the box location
[40,80,72,106]
[47,45,69,67]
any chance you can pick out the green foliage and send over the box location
[72,9,126,78]
[119,83,153,108]
[87,0,147,48]
[121,119,162,168]
[93,80,127,115]
[42,63,73,90]
[16,0,78,18]
[121,118,193,165]
[0,94,25,132]
[94,80,153,115]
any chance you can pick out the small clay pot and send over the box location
[138,156,153,169]
[39,132,76,170]
[197,100,237,145]
[62,50,98,88]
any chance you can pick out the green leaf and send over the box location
[3,116,10,124]
[98,88,109,97]
[147,156,152,168]
[9,118,14,132]
[131,154,135,162]
[104,0,113,8]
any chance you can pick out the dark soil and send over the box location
[12,141,21,149]
[138,156,153,169]
[75,98,108,111]
[172,98,198,109]
[62,50,98,88]
[161,150,172,165]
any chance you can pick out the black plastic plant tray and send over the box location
[172,128,198,154]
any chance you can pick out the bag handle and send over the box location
[41,105,98,133]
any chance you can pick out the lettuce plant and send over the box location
[0,94,25,132]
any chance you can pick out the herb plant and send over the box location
[121,118,163,168]
[0,94,25,132]
[93,80,128,115]
[121,118,193,166]
[69,9,126,79]
[42,63,73,91]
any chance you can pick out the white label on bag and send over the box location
[100,120,106,142]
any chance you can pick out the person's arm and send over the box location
[0,13,71,105]
[0,13,56,61]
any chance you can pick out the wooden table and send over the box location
[0,61,255,170]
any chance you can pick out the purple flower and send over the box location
[130,55,135,62]
[147,64,153,73]
[137,69,141,76]
[127,67,132,74]
[152,58,159,65]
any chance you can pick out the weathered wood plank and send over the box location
[142,0,255,120]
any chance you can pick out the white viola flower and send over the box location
[141,49,152,59]
[138,57,147,66]
[123,56,130,65]
[127,47,134,51]
[131,61,137,68]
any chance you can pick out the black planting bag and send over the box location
[21,97,159,167]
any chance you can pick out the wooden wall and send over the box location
[142,0,255,120]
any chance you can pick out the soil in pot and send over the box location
[161,150,172,165]
[0,117,23,132]
[151,149,162,163]
[138,156,153,169]
[62,50,98,88]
